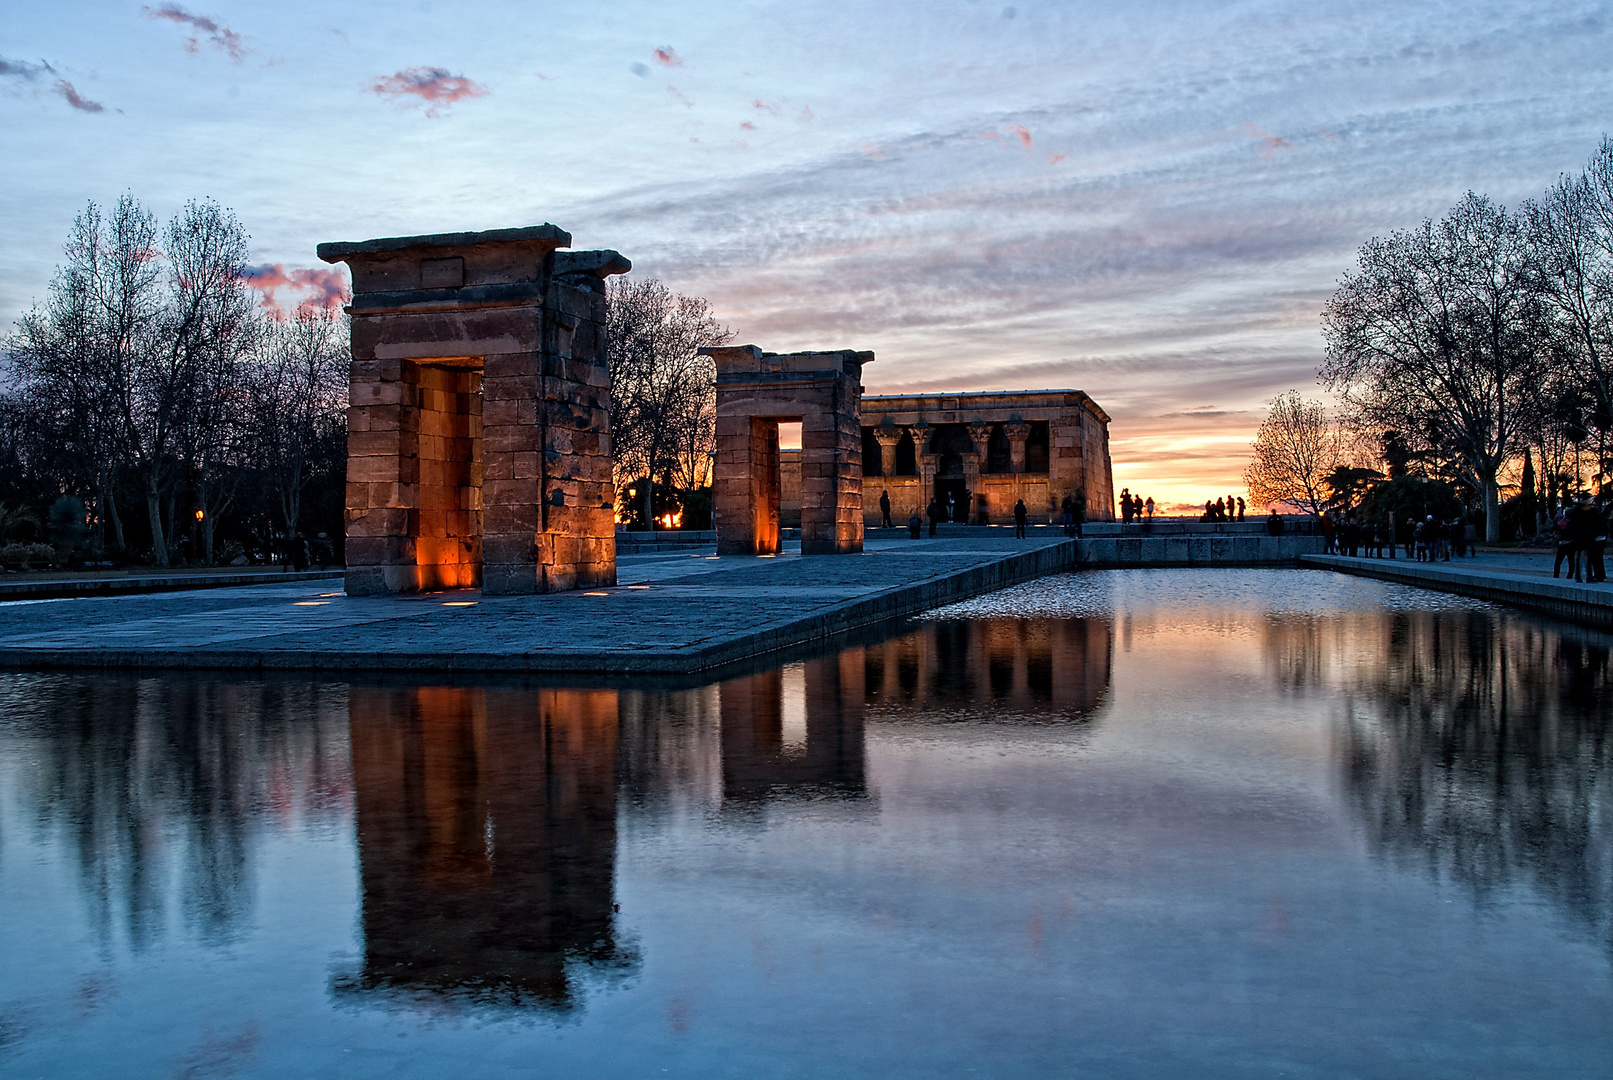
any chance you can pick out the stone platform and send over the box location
[1303,551,1613,630]
[0,534,1073,677]
[0,567,341,601]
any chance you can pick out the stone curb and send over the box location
[1301,554,1613,630]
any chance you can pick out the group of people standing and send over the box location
[1322,513,1477,561]
[1553,494,1610,583]
[1116,489,1155,525]
[1202,496,1245,522]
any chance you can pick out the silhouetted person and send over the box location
[1060,495,1074,536]
[1074,489,1087,537]
[1236,497,1245,521]
[946,492,956,523]
[927,499,942,538]
[1588,500,1609,582]
[1013,498,1028,539]
[1267,511,1284,536]
[1120,488,1133,525]
[908,511,923,540]
[879,489,892,528]
[294,532,310,571]
[1567,495,1601,582]
[976,491,989,526]
[1214,497,1227,522]
[1554,503,1576,578]
[313,532,333,568]
[1203,499,1214,522]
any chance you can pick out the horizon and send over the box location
[6,0,1613,509]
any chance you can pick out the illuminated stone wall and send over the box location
[707,345,873,556]
[322,226,628,595]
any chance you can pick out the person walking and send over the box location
[1589,500,1610,583]
[1060,495,1074,537]
[1013,498,1029,539]
[927,498,942,538]
[1236,496,1246,522]
[879,489,892,529]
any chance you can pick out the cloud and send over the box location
[53,80,103,113]
[142,5,247,62]
[1046,152,1067,165]
[240,264,350,316]
[667,85,693,108]
[1005,124,1033,151]
[630,62,649,78]
[2,57,105,112]
[752,99,780,115]
[1242,123,1292,161]
[740,120,756,131]
[370,67,488,116]
[653,46,682,67]
[0,57,54,81]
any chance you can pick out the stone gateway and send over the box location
[320,225,628,596]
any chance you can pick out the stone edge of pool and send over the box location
[1301,553,1613,631]
[0,541,1077,677]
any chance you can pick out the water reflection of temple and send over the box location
[862,618,1113,721]
[337,686,634,1010]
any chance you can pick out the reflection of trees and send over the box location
[1274,611,1613,955]
[335,686,634,1012]
[864,617,1112,723]
[2,674,349,949]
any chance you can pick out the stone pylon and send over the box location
[319,225,628,595]
[704,345,872,556]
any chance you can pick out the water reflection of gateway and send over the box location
[337,686,634,1011]
[720,654,867,804]
[863,618,1113,721]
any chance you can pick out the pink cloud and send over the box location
[1005,124,1033,151]
[241,264,350,317]
[54,79,103,113]
[142,5,247,62]
[667,85,693,107]
[751,99,780,115]
[653,46,681,67]
[798,105,814,122]
[1242,123,1291,161]
[739,120,755,130]
[371,67,488,116]
[1045,151,1066,165]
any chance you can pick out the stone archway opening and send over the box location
[705,346,873,557]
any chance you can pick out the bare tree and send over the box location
[248,304,348,542]
[606,277,730,527]
[1322,193,1547,540]
[1244,390,1340,516]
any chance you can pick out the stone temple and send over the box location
[320,225,627,596]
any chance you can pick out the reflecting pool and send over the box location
[1,569,1610,1078]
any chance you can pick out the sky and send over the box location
[5,0,1613,509]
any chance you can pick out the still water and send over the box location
[1,569,1610,1079]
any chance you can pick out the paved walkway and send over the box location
[0,533,1072,676]
[1302,548,1613,630]
[0,566,341,600]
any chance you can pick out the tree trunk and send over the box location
[202,509,215,565]
[1484,476,1500,543]
[146,489,169,566]
[642,477,654,530]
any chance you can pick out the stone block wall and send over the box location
[707,346,872,556]
[321,226,628,596]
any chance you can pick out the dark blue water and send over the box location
[1,569,1609,1078]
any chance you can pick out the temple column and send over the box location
[874,423,902,478]
[1005,419,1030,474]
